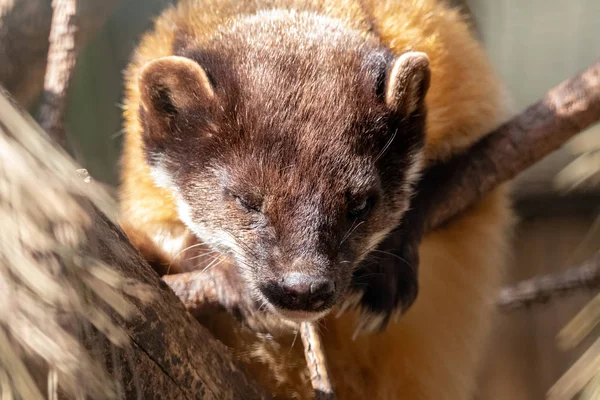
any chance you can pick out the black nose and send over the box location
[261,273,336,311]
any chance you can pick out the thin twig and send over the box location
[37,0,78,147]
[497,252,600,311]
[300,322,335,400]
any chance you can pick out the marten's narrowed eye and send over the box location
[233,194,262,213]
[348,196,375,220]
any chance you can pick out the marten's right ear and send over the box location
[138,56,215,146]
[385,52,430,116]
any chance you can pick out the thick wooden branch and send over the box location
[419,59,600,231]
[88,213,270,399]
[0,89,269,399]
[0,0,121,108]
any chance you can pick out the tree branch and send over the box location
[0,0,121,108]
[497,252,600,311]
[37,0,79,147]
[419,59,600,232]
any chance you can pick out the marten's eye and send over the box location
[348,196,375,220]
[233,194,262,213]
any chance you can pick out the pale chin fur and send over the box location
[273,308,331,323]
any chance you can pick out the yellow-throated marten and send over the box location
[119,0,514,398]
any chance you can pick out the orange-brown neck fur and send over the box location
[120,1,513,398]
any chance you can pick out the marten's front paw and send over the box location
[341,235,420,337]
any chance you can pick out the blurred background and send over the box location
[466,2,600,399]
[5,0,600,398]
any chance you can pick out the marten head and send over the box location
[137,11,430,322]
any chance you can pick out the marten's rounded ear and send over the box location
[138,55,214,123]
[385,52,430,116]
[139,56,214,112]
[138,56,215,153]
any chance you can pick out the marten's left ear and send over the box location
[385,52,430,116]
[138,56,215,145]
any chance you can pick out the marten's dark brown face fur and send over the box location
[138,11,430,323]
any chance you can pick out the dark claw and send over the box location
[348,198,427,335]
[349,233,419,334]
